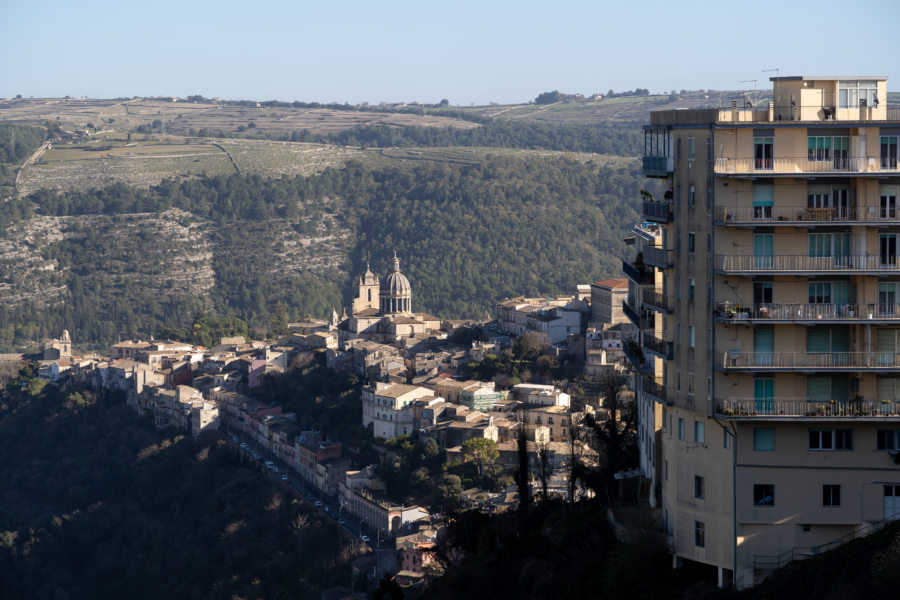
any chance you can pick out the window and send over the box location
[881,186,898,220]
[754,484,775,506]
[753,427,775,451]
[694,420,705,444]
[882,136,898,170]
[823,484,841,507]
[688,232,695,253]
[689,326,696,349]
[807,136,849,168]
[839,80,878,109]
[724,429,732,449]
[809,428,853,450]
[694,475,704,498]
[877,429,900,450]
[808,232,850,262]
[689,279,695,301]
[688,137,695,159]
[678,418,685,440]
[689,185,695,207]
[754,136,773,170]
[694,521,705,547]
[753,183,774,219]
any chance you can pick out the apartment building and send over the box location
[626,76,900,589]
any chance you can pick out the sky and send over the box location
[2,0,900,106]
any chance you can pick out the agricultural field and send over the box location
[0,97,479,137]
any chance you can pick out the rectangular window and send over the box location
[753,184,774,219]
[688,137,695,159]
[876,429,900,450]
[754,484,775,506]
[689,278,695,301]
[688,232,695,253]
[694,420,704,444]
[823,484,841,507]
[724,429,732,449]
[753,427,775,451]
[809,428,853,450]
[695,521,705,547]
[689,185,695,207]
[882,136,898,170]
[754,136,773,170]
[689,326,696,349]
[678,418,685,440]
[694,475,704,499]
[838,80,878,109]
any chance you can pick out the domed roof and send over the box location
[381,253,411,296]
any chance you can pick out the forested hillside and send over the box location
[0,156,649,351]
[0,378,362,599]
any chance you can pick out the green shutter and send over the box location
[877,329,898,352]
[808,376,831,402]
[753,184,774,207]
[831,327,849,352]
[807,329,829,352]
[877,378,900,402]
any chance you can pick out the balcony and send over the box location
[642,201,673,223]
[622,259,653,285]
[715,205,900,226]
[643,334,673,360]
[623,340,652,374]
[716,397,900,419]
[643,247,673,269]
[643,290,673,314]
[641,376,671,406]
[642,155,673,176]
[716,254,900,275]
[718,351,900,372]
[623,299,652,329]
[714,156,898,176]
[714,302,900,324]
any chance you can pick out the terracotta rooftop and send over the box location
[592,278,628,289]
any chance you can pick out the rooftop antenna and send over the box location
[762,68,779,101]
[739,80,757,108]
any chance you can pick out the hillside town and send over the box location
[21,254,638,591]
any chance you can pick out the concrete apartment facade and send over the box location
[626,76,900,589]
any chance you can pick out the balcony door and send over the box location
[754,234,774,269]
[754,378,774,413]
[808,375,849,404]
[881,185,899,220]
[809,281,849,318]
[877,328,900,367]
[809,232,850,268]
[754,136,773,170]
[881,136,898,170]
[879,283,900,317]
[807,326,849,367]
[753,326,774,367]
[881,234,899,268]
[754,282,773,317]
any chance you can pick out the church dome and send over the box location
[380,253,412,314]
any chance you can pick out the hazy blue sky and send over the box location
[2,0,899,105]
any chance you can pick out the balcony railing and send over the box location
[714,302,900,322]
[642,156,673,174]
[622,259,653,285]
[643,289,673,313]
[642,376,671,406]
[642,201,673,222]
[716,254,900,274]
[716,397,900,418]
[714,156,897,175]
[643,334,673,360]
[715,205,870,225]
[623,300,652,329]
[718,351,900,370]
[643,247,673,269]
[623,341,652,374]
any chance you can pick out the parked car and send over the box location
[360,535,370,543]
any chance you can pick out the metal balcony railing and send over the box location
[643,290,672,313]
[716,254,900,274]
[716,397,900,418]
[643,247,673,269]
[718,351,900,370]
[641,376,671,405]
[715,205,868,224]
[714,155,897,175]
[714,302,900,322]
[642,201,673,222]
[622,300,652,329]
[642,156,673,173]
[643,334,673,360]
[621,259,653,285]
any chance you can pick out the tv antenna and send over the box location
[739,80,757,108]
